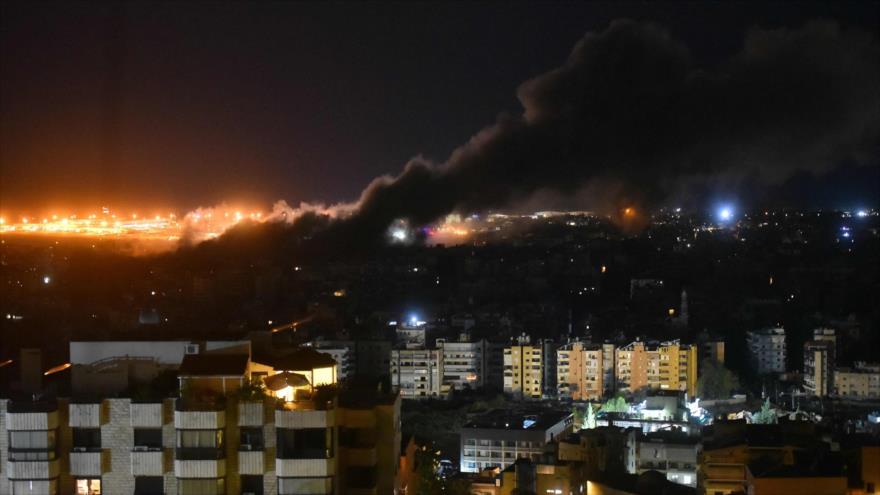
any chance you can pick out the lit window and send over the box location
[76,479,101,495]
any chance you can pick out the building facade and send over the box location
[835,362,880,398]
[803,340,834,397]
[1,340,401,495]
[746,327,787,375]
[616,341,697,397]
[556,342,607,401]
[389,349,443,399]
[503,343,544,399]
[459,410,572,474]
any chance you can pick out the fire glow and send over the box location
[0,207,266,243]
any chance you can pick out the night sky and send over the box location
[1,1,878,216]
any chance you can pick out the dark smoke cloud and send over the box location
[211,19,879,251]
[329,19,878,239]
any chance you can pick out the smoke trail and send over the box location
[211,19,879,249]
[339,20,877,234]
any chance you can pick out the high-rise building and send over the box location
[803,339,835,397]
[557,342,606,401]
[504,339,545,399]
[389,348,443,399]
[2,340,402,495]
[616,341,648,393]
[436,339,489,391]
[616,340,697,397]
[746,327,787,374]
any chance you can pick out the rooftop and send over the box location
[463,408,571,431]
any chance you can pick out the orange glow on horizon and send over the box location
[0,206,268,243]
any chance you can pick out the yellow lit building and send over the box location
[504,342,544,399]
[496,459,583,495]
[616,341,648,393]
[557,342,606,400]
[617,340,697,397]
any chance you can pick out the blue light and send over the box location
[717,206,734,222]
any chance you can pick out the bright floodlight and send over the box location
[391,228,407,241]
[856,210,868,218]
[42,276,51,284]
[718,206,734,222]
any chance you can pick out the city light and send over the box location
[717,206,734,222]
[391,228,408,241]
[856,210,868,218]
[0,206,267,243]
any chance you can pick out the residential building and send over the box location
[389,348,443,399]
[835,362,880,399]
[310,341,355,381]
[616,341,648,393]
[459,409,572,473]
[0,340,401,495]
[557,342,606,401]
[436,339,489,391]
[803,340,835,397]
[696,330,725,367]
[746,327,787,374]
[633,430,700,487]
[504,339,545,399]
[495,458,583,495]
[698,420,847,495]
[616,341,697,397]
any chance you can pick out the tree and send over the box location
[599,395,629,414]
[751,398,778,424]
[584,402,597,429]
[572,402,597,430]
[697,359,741,400]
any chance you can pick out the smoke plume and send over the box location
[229,19,880,247]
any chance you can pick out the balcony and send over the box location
[5,458,61,479]
[174,456,226,478]
[238,401,265,426]
[174,408,225,429]
[276,457,335,477]
[278,476,334,495]
[131,402,165,427]
[6,400,59,430]
[275,408,334,429]
[69,449,104,476]
[131,448,165,476]
[69,402,102,427]
[238,449,266,474]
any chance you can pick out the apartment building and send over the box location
[615,341,697,397]
[309,342,355,381]
[696,330,725,367]
[503,342,545,399]
[834,362,880,398]
[803,340,835,397]
[1,340,401,495]
[459,410,572,474]
[746,327,787,374]
[633,430,700,487]
[389,348,443,399]
[436,339,487,391]
[556,342,613,401]
[698,421,847,495]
